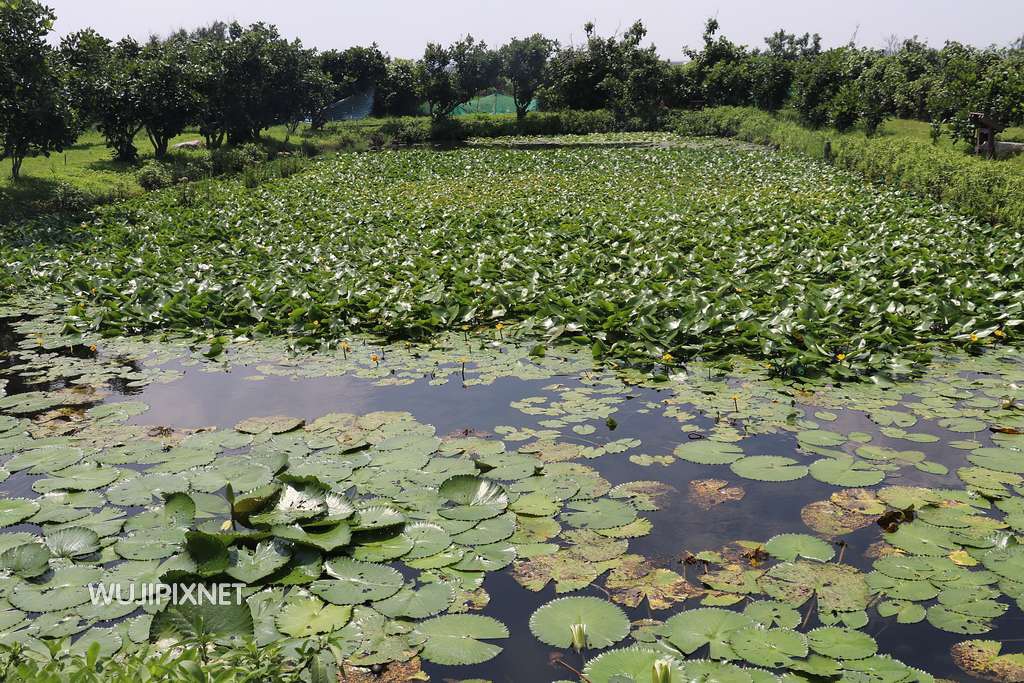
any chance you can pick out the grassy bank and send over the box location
[674,107,1024,230]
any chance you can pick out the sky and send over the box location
[44,0,1023,60]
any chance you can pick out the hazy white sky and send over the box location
[44,1,1023,59]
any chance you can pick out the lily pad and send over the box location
[529,597,629,649]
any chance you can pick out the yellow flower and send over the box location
[994,329,1005,338]
[370,353,380,364]
[459,357,468,364]
[495,323,505,331]
[339,341,351,351]
[970,334,978,342]
[661,352,674,363]
[836,353,847,361]
[312,320,319,327]
[89,344,97,353]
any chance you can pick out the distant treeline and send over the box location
[2,0,1023,178]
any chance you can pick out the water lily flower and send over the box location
[89,345,97,353]
[970,334,978,342]
[569,623,587,653]
[371,353,380,365]
[836,353,847,361]
[651,658,674,683]
[662,352,674,363]
[994,329,1006,338]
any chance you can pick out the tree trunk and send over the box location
[203,130,225,150]
[10,154,24,181]
[154,136,169,160]
[116,143,138,163]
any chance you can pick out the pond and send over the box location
[2,300,1023,681]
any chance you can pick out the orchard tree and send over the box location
[137,38,200,158]
[277,42,333,136]
[684,19,752,107]
[95,38,146,162]
[0,0,77,180]
[419,36,500,121]
[542,21,668,122]
[499,34,555,120]
[373,58,421,117]
[60,28,112,128]
[320,44,388,101]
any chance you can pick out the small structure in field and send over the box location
[970,112,1001,158]
[172,140,205,151]
[967,112,1024,160]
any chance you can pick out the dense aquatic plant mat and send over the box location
[3,139,1023,379]
[674,106,1024,231]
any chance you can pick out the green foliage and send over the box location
[540,21,669,124]
[419,36,500,121]
[135,160,173,191]
[0,0,77,179]
[0,639,307,682]
[499,34,555,120]
[675,106,1024,230]
[6,138,1024,376]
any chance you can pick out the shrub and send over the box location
[276,155,305,178]
[136,161,173,191]
[212,143,268,175]
[830,83,861,132]
[242,164,270,188]
[49,181,92,212]
[167,149,214,182]
[299,139,320,157]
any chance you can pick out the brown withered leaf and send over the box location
[951,640,1024,682]
[605,554,700,609]
[800,500,874,537]
[688,479,746,510]
[343,657,429,682]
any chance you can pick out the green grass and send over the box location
[0,128,205,223]
[0,124,371,223]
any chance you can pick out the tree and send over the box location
[320,44,388,101]
[60,28,112,128]
[419,36,500,121]
[373,58,421,117]
[312,45,385,129]
[685,19,753,107]
[499,34,555,120]
[0,0,77,180]
[95,38,146,162]
[190,22,319,146]
[277,42,332,136]
[791,47,872,128]
[542,21,668,122]
[137,38,200,159]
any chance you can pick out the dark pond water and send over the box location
[0,319,1013,681]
